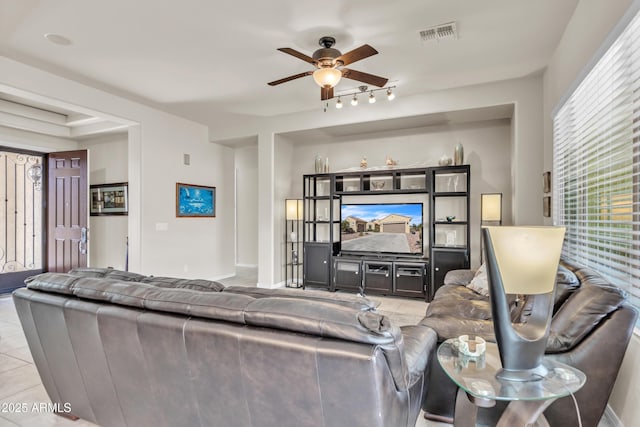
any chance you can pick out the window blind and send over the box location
[553,11,640,321]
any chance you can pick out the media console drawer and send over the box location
[394,263,427,297]
[363,261,393,294]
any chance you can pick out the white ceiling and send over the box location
[0,0,578,130]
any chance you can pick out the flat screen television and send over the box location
[340,203,424,255]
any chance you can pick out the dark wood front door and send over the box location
[47,150,88,272]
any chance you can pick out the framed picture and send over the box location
[90,182,128,216]
[543,196,551,217]
[176,183,216,217]
[543,171,551,193]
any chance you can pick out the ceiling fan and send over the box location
[268,36,389,101]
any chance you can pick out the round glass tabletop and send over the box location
[437,338,586,402]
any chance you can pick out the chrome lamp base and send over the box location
[496,364,548,382]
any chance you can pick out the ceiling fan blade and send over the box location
[277,48,316,64]
[336,45,378,66]
[341,68,388,87]
[268,71,313,86]
[321,87,334,101]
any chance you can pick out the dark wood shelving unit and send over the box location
[303,165,470,300]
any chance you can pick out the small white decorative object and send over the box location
[438,155,452,166]
[458,335,486,357]
[360,157,368,168]
[445,230,457,246]
[385,155,398,167]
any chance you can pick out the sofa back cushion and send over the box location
[68,267,146,282]
[140,276,225,292]
[546,282,627,353]
[224,285,378,311]
[553,264,580,312]
[24,273,397,346]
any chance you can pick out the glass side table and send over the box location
[437,338,586,427]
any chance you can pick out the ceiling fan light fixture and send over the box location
[369,91,376,104]
[336,97,343,109]
[387,88,395,101]
[313,67,342,89]
[351,94,358,106]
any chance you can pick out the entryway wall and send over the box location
[78,132,129,270]
[234,143,259,268]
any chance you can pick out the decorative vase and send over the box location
[454,143,464,165]
[315,155,323,173]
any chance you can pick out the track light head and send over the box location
[386,87,395,101]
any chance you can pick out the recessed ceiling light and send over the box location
[44,33,72,46]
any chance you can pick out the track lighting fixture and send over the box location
[327,85,396,111]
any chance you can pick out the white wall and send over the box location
[273,135,296,285]
[0,125,77,153]
[1,56,236,280]
[78,133,129,270]
[542,0,640,424]
[211,75,544,286]
[287,119,512,269]
[234,144,259,267]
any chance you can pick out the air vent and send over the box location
[420,22,458,42]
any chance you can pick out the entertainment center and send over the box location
[302,165,470,300]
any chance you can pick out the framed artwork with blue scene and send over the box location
[176,183,216,217]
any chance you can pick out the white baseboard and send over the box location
[602,404,624,427]
[235,263,257,268]
[209,272,235,281]
[257,281,286,289]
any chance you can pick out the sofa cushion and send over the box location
[141,276,225,292]
[553,264,580,312]
[444,269,477,286]
[426,296,492,320]
[103,270,146,282]
[224,286,378,311]
[24,273,399,346]
[466,264,489,296]
[419,315,496,342]
[24,272,82,294]
[243,297,399,345]
[68,267,146,282]
[546,282,627,353]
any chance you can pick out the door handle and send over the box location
[79,227,88,255]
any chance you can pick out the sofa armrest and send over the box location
[400,325,437,387]
[443,269,477,286]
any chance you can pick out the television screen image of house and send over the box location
[341,203,423,254]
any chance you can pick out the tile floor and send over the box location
[0,267,448,427]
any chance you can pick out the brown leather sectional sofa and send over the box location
[419,258,638,427]
[13,268,437,427]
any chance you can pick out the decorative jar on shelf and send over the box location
[454,143,464,165]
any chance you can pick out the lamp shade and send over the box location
[481,193,502,222]
[484,226,565,295]
[312,68,342,89]
[285,199,303,220]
